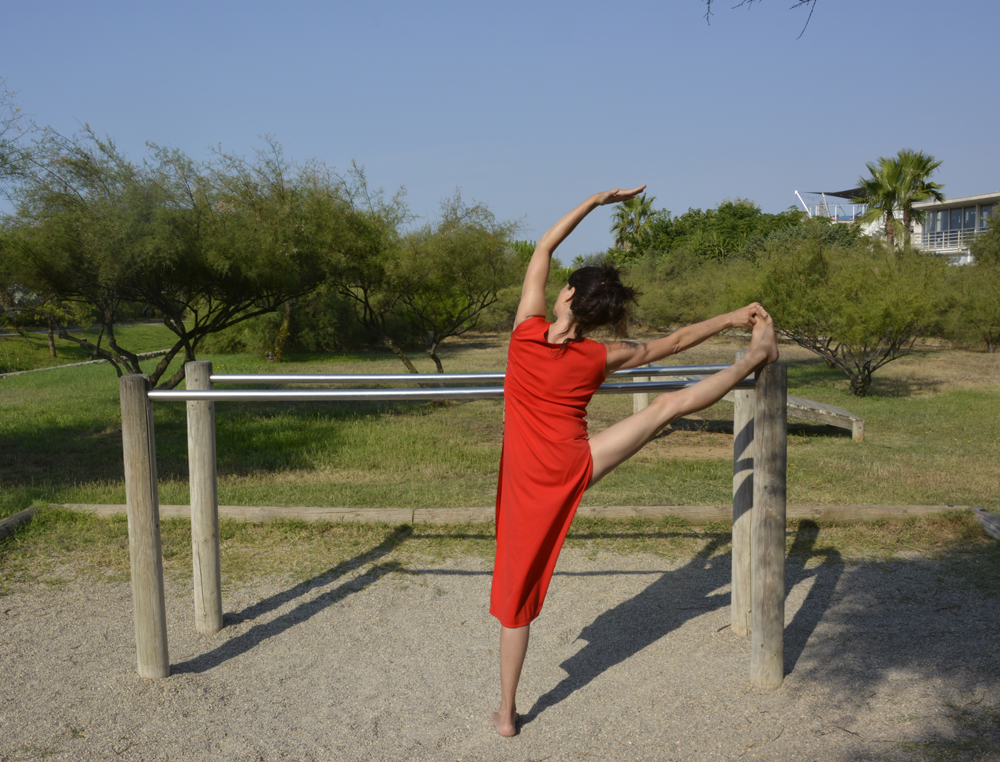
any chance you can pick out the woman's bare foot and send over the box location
[491,707,518,737]
[748,311,779,368]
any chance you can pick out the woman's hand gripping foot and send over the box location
[747,308,779,369]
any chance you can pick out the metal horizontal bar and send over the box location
[147,377,755,403]
[208,365,736,385]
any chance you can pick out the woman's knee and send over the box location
[649,392,681,427]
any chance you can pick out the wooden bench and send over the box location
[648,367,865,441]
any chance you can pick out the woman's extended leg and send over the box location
[589,314,779,488]
[493,624,529,737]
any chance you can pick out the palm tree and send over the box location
[896,149,945,241]
[855,149,944,247]
[611,193,656,254]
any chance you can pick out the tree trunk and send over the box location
[382,334,420,375]
[426,346,444,374]
[47,324,56,358]
[271,300,295,362]
[849,369,872,397]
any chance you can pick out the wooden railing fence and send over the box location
[119,358,787,689]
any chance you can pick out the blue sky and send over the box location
[3,0,998,260]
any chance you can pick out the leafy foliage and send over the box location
[642,198,804,261]
[855,148,944,247]
[945,218,1000,353]
[1,131,340,387]
[610,193,659,261]
[628,247,723,329]
[729,238,948,395]
[396,193,520,371]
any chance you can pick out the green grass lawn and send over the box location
[4,329,998,762]
[2,331,999,518]
[0,322,174,374]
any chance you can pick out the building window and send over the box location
[925,210,940,232]
[950,208,963,231]
[964,207,978,229]
[982,204,994,229]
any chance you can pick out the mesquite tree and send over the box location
[730,236,946,396]
[396,194,519,372]
[0,131,341,387]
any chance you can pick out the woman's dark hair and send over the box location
[567,263,639,339]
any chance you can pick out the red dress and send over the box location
[490,316,608,628]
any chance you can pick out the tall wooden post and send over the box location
[731,351,754,637]
[185,361,223,635]
[120,375,169,679]
[750,361,787,690]
[633,365,650,413]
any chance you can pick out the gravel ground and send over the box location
[2,547,998,762]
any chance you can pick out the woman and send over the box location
[490,186,778,737]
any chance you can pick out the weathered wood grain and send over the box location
[973,506,1000,541]
[59,503,974,525]
[185,361,223,635]
[413,507,492,524]
[633,365,650,413]
[751,361,787,691]
[0,508,36,541]
[120,374,169,679]
[731,351,754,638]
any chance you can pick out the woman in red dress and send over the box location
[490,186,779,737]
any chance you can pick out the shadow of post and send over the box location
[522,535,731,727]
[171,524,412,675]
[522,521,847,726]
[783,520,843,675]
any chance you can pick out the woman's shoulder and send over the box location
[514,315,548,330]
[511,315,549,339]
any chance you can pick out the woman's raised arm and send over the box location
[513,186,646,329]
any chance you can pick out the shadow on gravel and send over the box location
[171,525,413,675]
[522,522,845,728]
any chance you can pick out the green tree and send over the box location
[328,164,420,371]
[946,217,1000,352]
[642,198,803,260]
[628,245,723,329]
[1,131,338,387]
[396,194,519,372]
[855,149,944,247]
[611,193,658,260]
[729,238,947,396]
[0,78,33,195]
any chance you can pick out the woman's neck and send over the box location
[546,316,579,344]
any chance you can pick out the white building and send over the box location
[795,189,999,264]
[911,192,998,265]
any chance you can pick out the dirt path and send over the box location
[2,548,998,761]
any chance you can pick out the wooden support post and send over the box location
[633,364,650,413]
[731,351,754,638]
[750,361,787,691]
[185,361,223,635]
[120,375,169,679]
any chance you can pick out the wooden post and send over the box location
[185,361,223,635]
[120,375,170,679]
[633,364,650,413]
[750,361,787,691]
[731,351,754,637]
